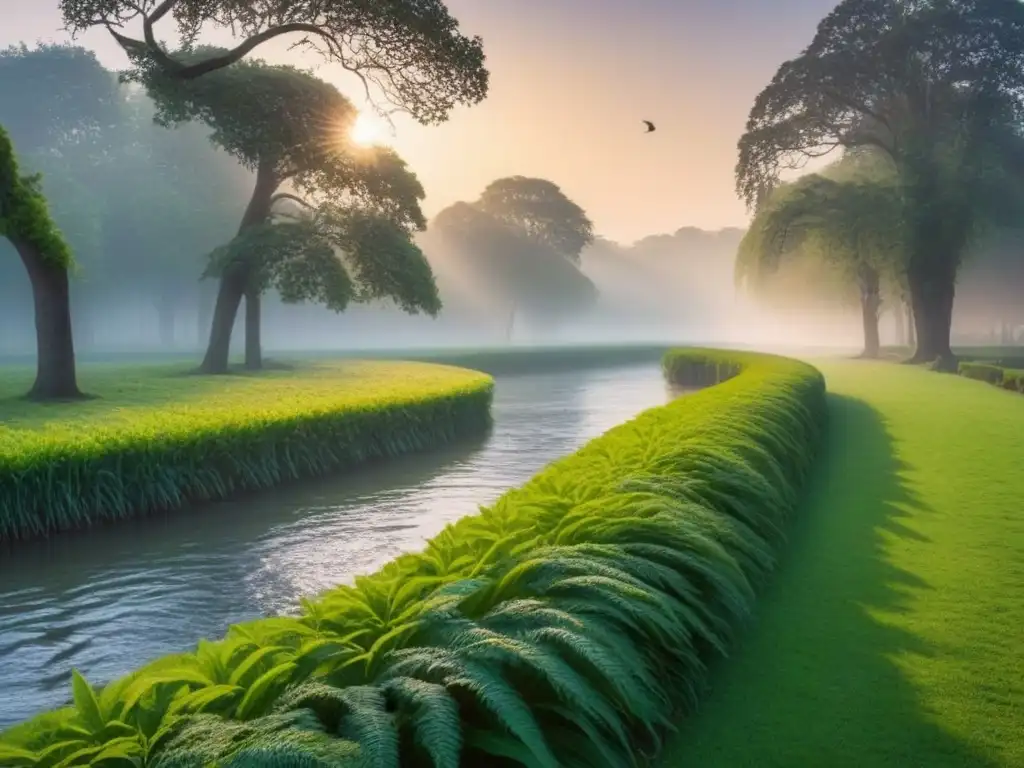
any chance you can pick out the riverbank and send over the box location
[0,348,827,766]
[660,360,1024,767]
[0,360,493,543]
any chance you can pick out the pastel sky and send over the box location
[3,1,838,243]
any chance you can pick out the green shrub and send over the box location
[0,361,493,542]
[0,348,827,768]
[958,361,1004,384]
[999,367,1024,393]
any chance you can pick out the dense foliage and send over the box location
[1,348,826,767]
[0,361,492,542]
[0,44,252,353]
[59,0,489,126]
[144,52,439,372]
[0,126,72,270]
[737,151,907,356]
[475,177,595,264]
[737,0,1024,367]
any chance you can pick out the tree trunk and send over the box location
[13,237,84,400]
[199,266,246,374]
[893,301,906,347]
[906,270,956,370]
[197,284,213,349]
[905,301,915,348]
[198,162,279,374]
[244,286,262,370]
[157,289,176,348]
[857,267,881,359]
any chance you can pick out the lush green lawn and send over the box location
[660,361,1024,767]
[0,359,484,433]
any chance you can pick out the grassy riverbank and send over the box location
[660,361,1024,767]
[0,348,826,767]
[0,360,493,542]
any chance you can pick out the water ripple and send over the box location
[0,362,671,728]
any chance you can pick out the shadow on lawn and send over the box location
[660,393,998,768]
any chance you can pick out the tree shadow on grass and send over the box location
[659,393,999,768]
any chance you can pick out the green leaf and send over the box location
[70,669,105,734]
[0,743,39,767]
[234,662,298,720]
[227,645,290,688]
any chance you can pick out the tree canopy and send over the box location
[59,0,488,125]
[208,202,440,317]
[149,53,427,230]
[0,125,72,270]
[475,176,595,263]
[737,0,1024,365]
[430,200,597,320]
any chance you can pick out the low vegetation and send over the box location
[0,360,493,542]
[958,361,1024,392]
[0,348,826,767]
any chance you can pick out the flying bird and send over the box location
[642,120,656,133]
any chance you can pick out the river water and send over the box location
[0,361,674,729]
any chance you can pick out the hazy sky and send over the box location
[4,1,837,243]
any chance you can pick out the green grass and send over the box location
[0,360,494,542]
[0,348,827,768]
[660,361,1024,767]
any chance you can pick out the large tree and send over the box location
[736,0,1024,369]
[737,152,906,358]
[475,176,595,263]
[59,0,488,123]
[429,201,597,339]
[0,44,122,398]
[0,126,82,398]
[149,55,432,371]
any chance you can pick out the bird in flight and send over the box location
[642,120,656,133]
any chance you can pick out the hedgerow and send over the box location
[0,360,494,542]
[0,348,827,767]
[958,360,1024,392]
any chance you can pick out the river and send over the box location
[0,360,673,729]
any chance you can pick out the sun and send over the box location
[349,112,389,147]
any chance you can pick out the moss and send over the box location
[0,124,73,269]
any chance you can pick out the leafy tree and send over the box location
[476,176,595,263]
[206,200,440,351]
[148,55,435,371]
[737,153,906,358]
[736,0,1024,369]
[429,201,597,339]
[59,0,488,125]
[0,44,124,398]
[0,43,120,156]
[0,125,81,399]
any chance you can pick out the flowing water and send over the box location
[0,361,674,729]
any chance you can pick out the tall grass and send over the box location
[0,361,494,542]
[0,348,827,767]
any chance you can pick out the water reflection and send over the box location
[0,361,668,727]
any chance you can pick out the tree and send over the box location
[736,0,1024,369]
[429,201,597,338]
[0,44,124,398]
[149,55,432,371]
[737,153,907,358]
[59,0,488,125]
[0,125,82,399]
[476,176,595,262]
[206,201,440,353]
